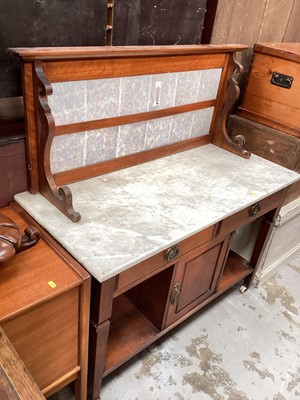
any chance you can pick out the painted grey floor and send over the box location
[50,254,300,400]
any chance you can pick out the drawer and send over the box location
[115,225,215,295]
[220,190,284,235]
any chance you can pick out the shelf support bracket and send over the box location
[212,54,251,159]
[33,61,81,222]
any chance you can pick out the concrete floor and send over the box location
[50,253,300,400]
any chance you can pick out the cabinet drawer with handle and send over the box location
[220,190,284,235]
[115,225,215,295]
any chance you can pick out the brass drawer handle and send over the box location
[249,202,261,217]
[165,245,179,261]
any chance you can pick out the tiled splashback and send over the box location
[49,69,222,173]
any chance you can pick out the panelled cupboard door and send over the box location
[165,239,229,327]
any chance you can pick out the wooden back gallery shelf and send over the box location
[11,45,249,222]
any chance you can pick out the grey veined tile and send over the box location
[190,107,214,138]
[168,108,214,145]
[49,81,86,125]
[86,78,121,120]
[119,75,151,115]
[168,113,194,144]
[50,132,86,173]
[197,68,222,102]
[174,70,202,106]
[85,127,119,166]
[144,116,173,150]
[117,121,147,157]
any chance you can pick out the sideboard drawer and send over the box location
[115,225,215,295]
[220,190,283,234]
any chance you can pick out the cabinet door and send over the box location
[164,239,229,327]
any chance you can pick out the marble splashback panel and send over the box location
[51,107,214,173]
[48,69,222,125]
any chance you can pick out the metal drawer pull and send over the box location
[249,202,261,217]
[171,283,181,306]
[165,245,179,261]
[271,72,293,89]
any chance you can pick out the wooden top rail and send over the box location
[10,44,248,61]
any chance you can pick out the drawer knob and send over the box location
[165,245,179,261]
[249,203,261,217]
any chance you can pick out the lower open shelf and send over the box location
[218,250,253,292]
[104,294,160,376]
[104,251,254,376]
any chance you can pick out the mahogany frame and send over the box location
[11,45,250,222]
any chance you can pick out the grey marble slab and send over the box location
[15,145,300,283]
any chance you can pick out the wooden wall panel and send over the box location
[225,1,266,45]
[210,0,300,91]
[207,0,235,44]
[284,0,300,42]
[211,0,300,47]
[212,1,265,45]
[258,0,295,42]
[211,0,266,77]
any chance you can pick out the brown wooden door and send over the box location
[177,244,222,311]
[164,239,229,327]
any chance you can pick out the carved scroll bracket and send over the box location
[215,55,251,159]
[33,61,81,222]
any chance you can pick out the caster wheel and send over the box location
[239,285,248,294]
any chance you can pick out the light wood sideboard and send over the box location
[0,205,90,399]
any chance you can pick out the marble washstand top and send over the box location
[15,144,300,282]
